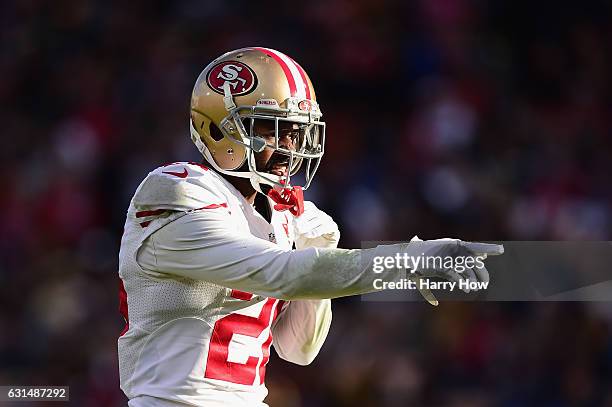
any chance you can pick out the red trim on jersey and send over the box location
[282,214,290,238]
[135,209,166,218]
[290,57,311,100]
[253,47,297,96]
[119,278,129,336]
[231,289,255,301]
[195,203,228,210]
[275,300,286,317]
[139,221,151,228]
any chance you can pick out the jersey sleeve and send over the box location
[136,209,406,300]
[271,299,331,365]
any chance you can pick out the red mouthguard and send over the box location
[267,186,304,217]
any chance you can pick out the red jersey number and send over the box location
[204,290,284,385]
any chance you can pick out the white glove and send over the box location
[293,201,340,250]
[407,236,504,306]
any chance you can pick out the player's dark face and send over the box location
[252,120,298,177]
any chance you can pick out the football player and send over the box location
[117,47,503,406]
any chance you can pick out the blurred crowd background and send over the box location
[2,0,612,405]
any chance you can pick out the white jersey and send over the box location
[117,162,407,406]
[118,162,331,406]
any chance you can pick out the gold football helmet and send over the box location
[190,47,325,191]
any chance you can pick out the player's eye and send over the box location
[284,130,301,142]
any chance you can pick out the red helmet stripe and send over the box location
[289,57,312,100]
[253,47,298,97]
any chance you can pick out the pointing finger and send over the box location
[461,242,504,256]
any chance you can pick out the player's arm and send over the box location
[137,208,503,300]
[271,299,331,365]
[137,207,370,299]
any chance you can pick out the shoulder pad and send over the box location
[132,162,227,212]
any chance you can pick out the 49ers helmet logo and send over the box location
[207,61,257,96]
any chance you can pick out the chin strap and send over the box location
[267,185,305,217]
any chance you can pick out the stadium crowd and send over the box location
[1,0,611,405]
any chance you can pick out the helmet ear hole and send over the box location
[209,123,224,141]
